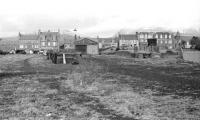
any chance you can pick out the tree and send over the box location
[190,36,200,50]
[181,40,186,48]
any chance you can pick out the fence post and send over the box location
[63,53,66,64]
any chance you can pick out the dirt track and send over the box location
[1,54,200,119]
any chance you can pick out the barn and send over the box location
[74,38,99,55]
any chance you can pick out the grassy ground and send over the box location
[0,54,200,120]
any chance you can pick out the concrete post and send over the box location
[63,53,66,64]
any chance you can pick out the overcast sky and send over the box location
[0,0,200,37]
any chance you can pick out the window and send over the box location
[41,42,45,46]
[140,34,144,38]
[48,42,51,46]
[19,45,24,49]
[165,34,167,39]
[160,34,163,38]
[53,42,56,46]
[169,35,171,39]
[145,34,147,38]
[155,34,158,38]
[168,40,172,44]
[165,41,167,44]
[161,40,163,44]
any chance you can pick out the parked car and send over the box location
[15,50,26,54]
[0,50,9,55]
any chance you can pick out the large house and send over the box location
[38,30,60,51]
[98,37,118,49]
[18,30,60,52]
[154,32,173,49]
[18,33,39,53]
[137,32,154,51]
[118,34,139,50]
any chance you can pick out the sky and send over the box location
[0,0,200,37]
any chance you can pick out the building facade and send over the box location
[154,32,173,49]
[137,32,154,51]
[98,38,118,49]
[118,34,139,50]
[18,33,39,52]
[38,30,60,51]
[136,32,174,51]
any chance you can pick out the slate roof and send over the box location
[98,38,113,43]
[180,35,193,42]
[119,34,138,40]
[19,34,38,40]
[74,38,98,45]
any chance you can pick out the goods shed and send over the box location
[74,38,99,55]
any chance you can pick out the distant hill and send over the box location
[0,36,19,51]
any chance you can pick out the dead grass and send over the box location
[1,54,200,120]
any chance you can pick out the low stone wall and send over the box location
[182,50,200,63]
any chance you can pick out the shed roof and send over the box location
[74,38,98,45]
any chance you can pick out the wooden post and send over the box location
[63,53,66,64]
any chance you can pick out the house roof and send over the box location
[180,35,193,42]
[19,34,38,40]
[98,38,113,43]
[119,34,138,40]
[74,38,98,45]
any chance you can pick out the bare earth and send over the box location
[0,54,200,120]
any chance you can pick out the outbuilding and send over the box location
[74,38,99,55]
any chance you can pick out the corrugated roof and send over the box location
[74,38,98,45]
[119,34,138,40]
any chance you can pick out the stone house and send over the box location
[18,33,39,52]
[38,30,60,51]
[118,34,139,50]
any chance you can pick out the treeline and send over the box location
[190,36,200,50]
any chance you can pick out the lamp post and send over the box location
[74,28,77,40]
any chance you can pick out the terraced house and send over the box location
[137,32,154,51]
[18,32,39,53]
[39,30,60,51]
[118,34,139,50]
[154,32,173,49]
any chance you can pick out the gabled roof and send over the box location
[40,31,59,36]
[19,34,38,40]
[98,38,113,43]
[119,34,138,40]
[180,35,193,42]
[74,38,98,45]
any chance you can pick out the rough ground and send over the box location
[0,54,200,120]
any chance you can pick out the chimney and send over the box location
[38,29,41,35]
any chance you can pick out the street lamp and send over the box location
[74,28,77,40]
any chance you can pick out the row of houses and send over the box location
[17,29,196,55]
[18,30,99,55]
[19,30,60,52]
[98,31,196,51]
